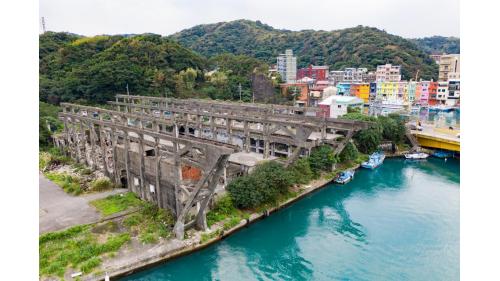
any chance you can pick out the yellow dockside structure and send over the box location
[411,125,460,152]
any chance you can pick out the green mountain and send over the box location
[409,36,460,55]
[170,19,438,80]
[39,32,208,104]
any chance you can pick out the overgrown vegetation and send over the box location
[90,177,115,192]
[39,32,279,106]
[40,199,176,278]
[90,192,142,216]
[39,147,72,171]
[341,112,407,154]
[39,224,130,278]
[40,101,63,149]
[227,146,338,209]
[127,202,175,244]
[45,172,82,195]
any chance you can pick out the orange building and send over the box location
[350,83,370,104]
[280,83,309,105]
[428,82,439,105]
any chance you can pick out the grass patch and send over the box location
[124,202,175,244]
[200,229,222,244]
[39,225,130,278]
[45,172,82,195]
[90,192,142,216]
[206,195,241,227]
[90,177,115,192]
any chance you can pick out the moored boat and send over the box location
[432,150,454,159]
[404,152,429,159]
[334,170,355,184]
[361,151,386,169]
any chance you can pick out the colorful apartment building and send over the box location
[416,81,431,105]
[336,83,351,96]
[297,65,329,81]
[447,80,460,106]
[406,82,417,104]
[428,81,438,105]
[350,83,370,104]
[437,81,449,104]
[376,64,402,82]
[375,81,411,105]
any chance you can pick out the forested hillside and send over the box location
[170,20,438,80]
[410,36,460,55]
[39,32,275,105]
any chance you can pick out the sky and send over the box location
[39,0,460,38]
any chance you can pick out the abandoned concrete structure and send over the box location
[55,96,370,239]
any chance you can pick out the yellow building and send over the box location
[350,83,370,104]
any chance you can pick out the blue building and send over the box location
[336,83,351,96]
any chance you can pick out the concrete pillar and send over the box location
[88,122,98,170]
[111,129,120,185]
[124,132,131,192]
[244,121,250,153]
[210,116,216,140]
[138,133,146,200]
[155,137,162,207]
[99,128,111,178]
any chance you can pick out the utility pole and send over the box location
[238,83,242,101]
[41,17,46,33]
[126,83,130,95]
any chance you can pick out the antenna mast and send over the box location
[41,17,46,33]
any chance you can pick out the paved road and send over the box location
[39,173,127,234]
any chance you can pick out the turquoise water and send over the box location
[121,158,460,281]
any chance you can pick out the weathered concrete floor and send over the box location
[39,173,127,234]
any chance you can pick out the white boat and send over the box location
[361,152,386,169]
[404,152,429,159]
[334,170,355,184]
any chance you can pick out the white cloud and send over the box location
[39,0,459,38]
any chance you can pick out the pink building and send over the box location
[417,81,430,105]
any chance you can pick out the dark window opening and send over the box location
[145,149,155,157]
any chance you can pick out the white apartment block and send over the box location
[277,49,297,83]
[437,81,449,103]
[376,64,402,82]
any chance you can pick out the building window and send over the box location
[149,184,155,193]
[338,105,342,108]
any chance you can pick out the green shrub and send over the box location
[287,158,314,185]
[206,195,239,227]
[354,127,382,154]
[90,178,114,192]
[339,142,359,162]
[308,145,337,175]
[227,161,293,209]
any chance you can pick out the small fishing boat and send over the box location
[361,151,386,169]
[429,105,454,112]
[404,152,429,159]
[334,170,355,184]
[432,150,454,159]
